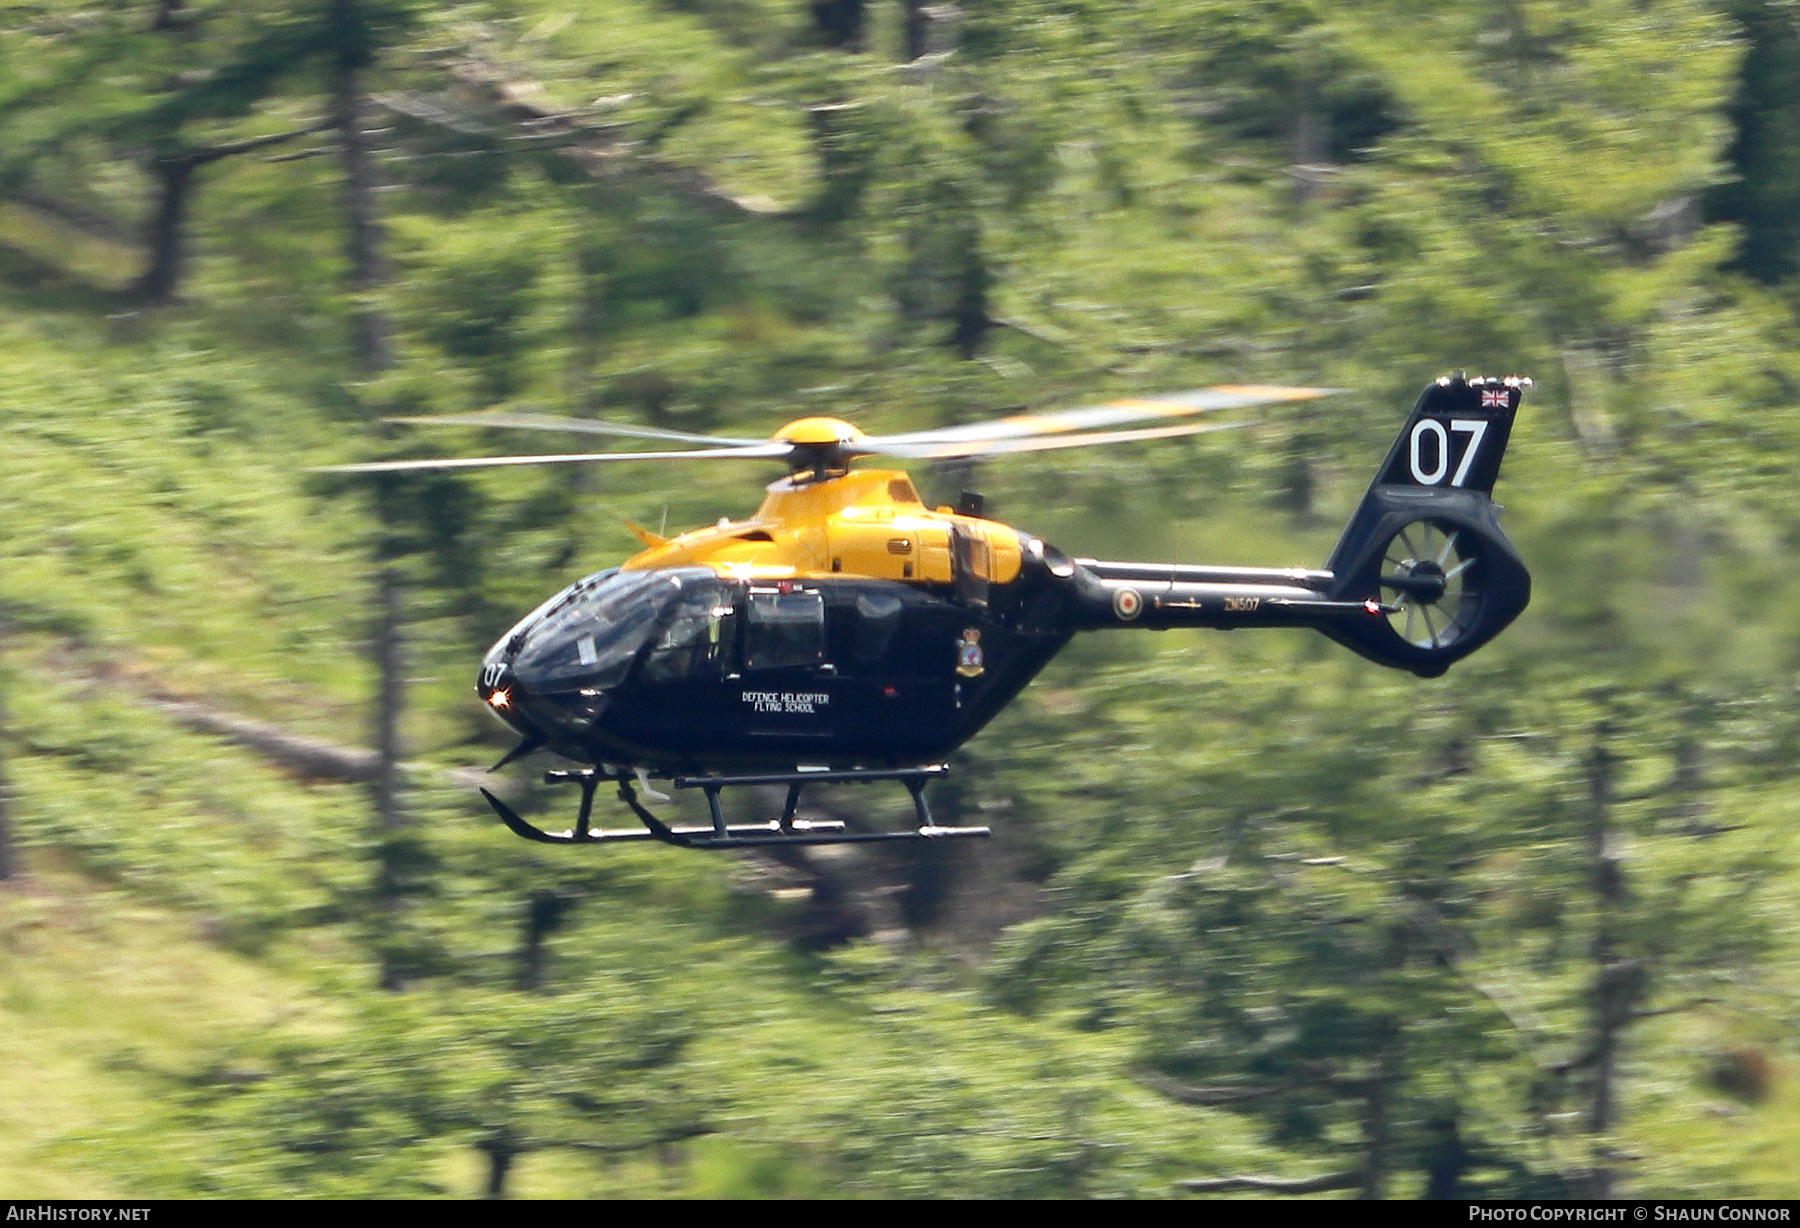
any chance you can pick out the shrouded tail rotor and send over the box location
[1379,519,1480,650]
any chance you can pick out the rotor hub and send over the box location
[773,417,866,447]
[1396,558,1447,604]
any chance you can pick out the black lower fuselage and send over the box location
[481,561,1072,772]
[475,547,1438,773]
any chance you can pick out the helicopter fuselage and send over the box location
[319,376,1530,845]
[398,372,1543,852]
[475,465,1414,773]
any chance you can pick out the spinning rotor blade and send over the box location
[856,385,1332,457]
[386,411,767,448]
[881,418,1249,459]
[316,383,1333,474]
[314,442,793,474]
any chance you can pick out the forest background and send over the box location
[2,0,1800,1199]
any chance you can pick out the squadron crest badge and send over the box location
[955,628,985,678]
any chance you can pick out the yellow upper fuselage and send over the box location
[618,467,1023,586]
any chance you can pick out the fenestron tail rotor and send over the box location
[312,385,1336,475]
[1380,520,1479,650]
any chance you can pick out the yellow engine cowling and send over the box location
[620,466,1022,588]
[827,513,950,581]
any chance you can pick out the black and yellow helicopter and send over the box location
[326,373,1531,850]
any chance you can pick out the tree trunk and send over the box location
[805,102,875,225]
[1584,730,1618,1193]
[1277,432,1318,522]
[330,0,409,991]
[0,609,14,882]
[902,0,931,62]
[516,889,571,991]
[135,157,195,304]
[370,564,410,989]
[330,8,392,375]
[1291,78,1327,206]
[901,2,958,63]
[947,216,991,359]
[809,0,865,50]
[1422,1112,1472,1199]
[139,0,198,304]
[150,0,191,32]
[893,5,988,358]
[1572,721,1640,1199]
[1357,1044,1397,1199]
[480,1136,519,1199]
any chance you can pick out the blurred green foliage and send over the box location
[1,0,1799,1199]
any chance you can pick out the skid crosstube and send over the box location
[480,763,990,849]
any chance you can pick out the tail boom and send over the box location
[1059,374,1532,676]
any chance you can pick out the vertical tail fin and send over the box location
[1321,374,1532,677]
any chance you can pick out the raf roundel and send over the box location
[1113,587,1144,621]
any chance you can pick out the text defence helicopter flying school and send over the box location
[327,373,1531,850]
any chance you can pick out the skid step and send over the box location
[671,765,948,789]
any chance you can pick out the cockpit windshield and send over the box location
[511,568,717,690]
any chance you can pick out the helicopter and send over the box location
[325,372,1531,850]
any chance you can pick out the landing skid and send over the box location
[480,764,991,849]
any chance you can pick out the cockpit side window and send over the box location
[743,588,825,672]
[852,589,904,663]
[640,581,739,683]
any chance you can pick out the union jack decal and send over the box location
[1481,388,1508,408]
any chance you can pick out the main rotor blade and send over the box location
[877,418,1249,459]
[313,442,793,474]
[859,385,1333,454]
[386,411,767,448]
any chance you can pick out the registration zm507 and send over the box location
[1223,595,1261,613]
